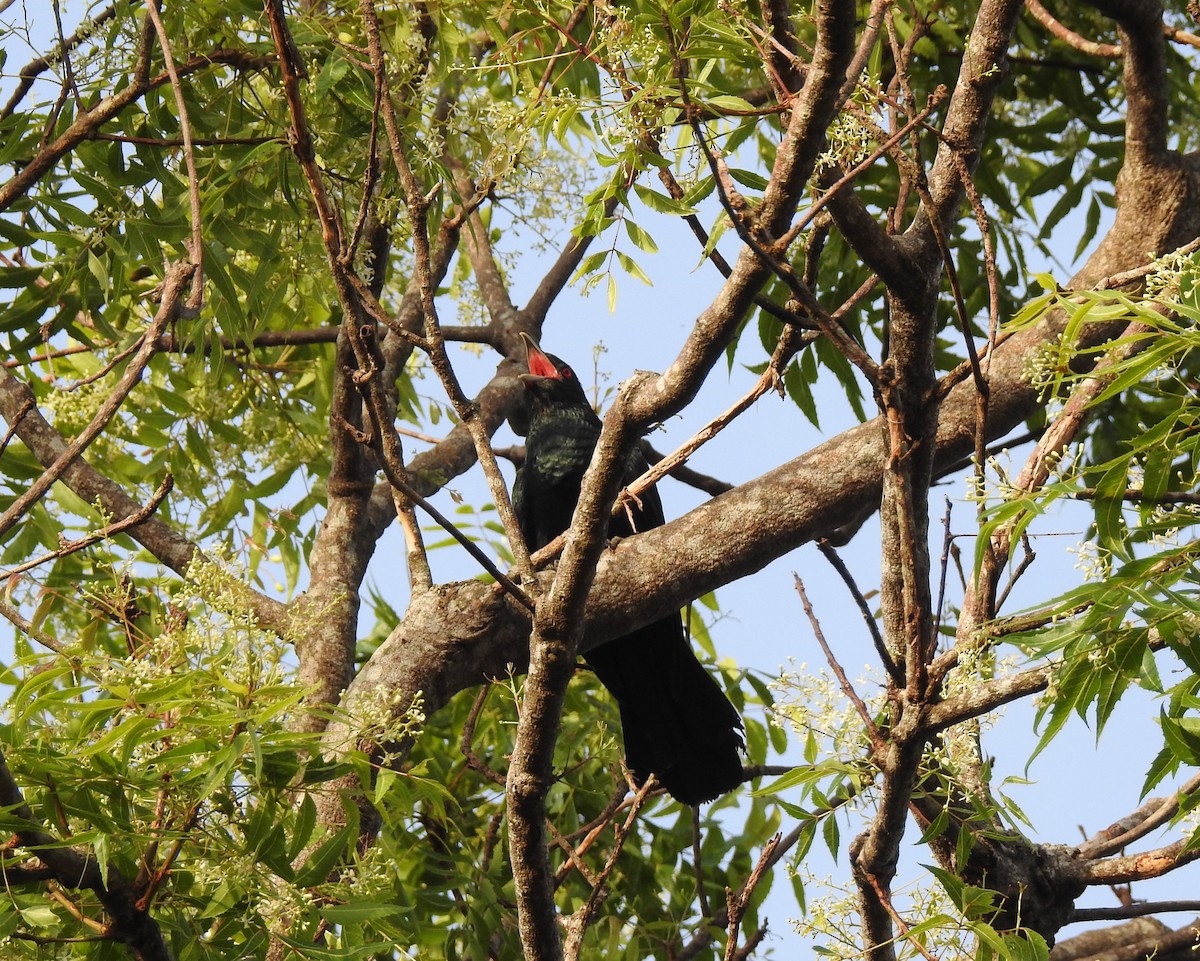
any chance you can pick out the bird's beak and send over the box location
[519,332,560,382]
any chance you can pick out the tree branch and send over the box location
[1025,0,1123,57]
[0,751,172,961]
[0,261,191,541]
[1083,839,1200,884]
[0,274,286,637]
[1079,773,1200,859]
[1084,0,1171,164]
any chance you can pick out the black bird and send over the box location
[511,334,744,805]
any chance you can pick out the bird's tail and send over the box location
[583,617,744,805]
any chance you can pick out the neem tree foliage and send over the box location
[1,1,1200,959]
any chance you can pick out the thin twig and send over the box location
[932,498,953,653]
[640,441,733,496]
[794,575,886,754]
[1078,771,1200,859]
[692,806,710,918]
[993,531,1035,613]
[618,340,804,513]
[460,684,507,786]
[62,336,148,390]
[1,474,174,581]
[346,418,534,609]
[1071,487,1200,504]
[677,823,806,961]
[816,539,900,685]
[145,0,205,308]
[0,396,34,456]
[49,0,83,108]
[724,834,781,961]
[1024,0,1122,57]
[135,797,203,910]
[1071,900,1200,922]
[0,598,67,654]
[562,780,653,961]
[94,133,279,146]
[533,2,591,102]
[862,872,940,961]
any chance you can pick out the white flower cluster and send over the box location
[942,645,1019,704]
[1020,336,1069,400]
[771,662,884,760]
[190,850,257,891]
[594,3,663,67]
[927,643,1019,785]
[335,843,397,900]
[789,871,862,960]
[40,378,110,434]
[816,111,875,171]
[1177,798,1200,840]
[1144,248,1200,297]
[1066,538,1111,582]
[350,686,427,750]
[254,879,317,930]
[191,842,318,932]
[94,652,176,696]
[792,870,971,960]
[481,98,534,180]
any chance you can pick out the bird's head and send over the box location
[518,332,590,408]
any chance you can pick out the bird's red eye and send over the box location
[561,366,574,380]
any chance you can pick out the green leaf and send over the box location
[1092,460,1130,558]
[0,265,42,288]
[614,250,652,286]
[633,183,697,216]
[623,219,659,254]
[294,818,359,888]
[707,95,757,113]
[729,168,769,191]
[322,901,405,923]
[821,810,840,860]
[1161,712,1200,766]
[571,250,608,282]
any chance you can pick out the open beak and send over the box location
[519,332,560,382]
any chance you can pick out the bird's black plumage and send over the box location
[512,334,744,805]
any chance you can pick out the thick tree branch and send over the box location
[1085,0,1171,163]
[1084,840,1200,884]
[921,0,1025,224]
[1079,773,1200,859]
[1025,0,1123,57]
[846,6,1032,948]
